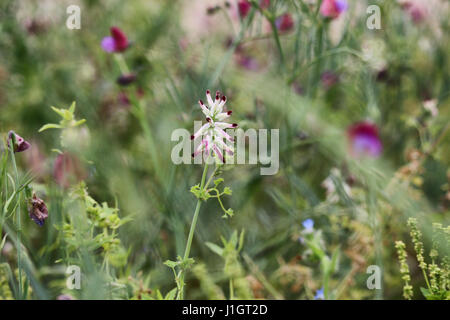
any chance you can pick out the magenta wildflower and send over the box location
[101,26,129,53]
[7,131,31,153]
[347,121,382,158]
[238,0,251,18]
[191,90,237,163]
[275,14,294,33]
[29,193,48,227]
[320,0,348,19]
[401,2,426,24]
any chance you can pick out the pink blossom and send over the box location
[7,131,31,153]
[320,0,348,19]
[238,0,251,18]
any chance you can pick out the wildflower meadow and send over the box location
[0,0,449,304]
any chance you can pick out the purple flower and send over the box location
[320,0,348,19]
[335,0,348,12]
[275,14,294,33]
[101,26,129,53]
[314,287,325,300]
[29,193,48,227]
[302,219,314,232]
[7,131,31,153]
[347,121,383,158]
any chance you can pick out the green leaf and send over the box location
[321,255,332,275]
[164,260,178,268]
[0,234,7,251]
[226,208,234,217]
[69,101,76,113]
[156,289,164,300]
[38,123,62,132]
[51,148,63,154]
[330,247,340,273]
[205,242,224,256]
[179,257,195,270]
[50,106,66,118]
[238,230,245,252]
[165,288,177,300]
[223,186,232,196]
[74,119,86,127]
[420,287,431,299]
[230,230,238,246]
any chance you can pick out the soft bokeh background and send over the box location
[0,0,449,299]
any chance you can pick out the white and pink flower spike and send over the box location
[191,90,237,163]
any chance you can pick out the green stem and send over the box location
[177,160,211,299]
[113,54,161,183]
[229,279,234,300]
[269,19,285,68]
[114,54,130,74]
[208,7,255,87]
[8,139,23,300]
[367,177,383,300]
[251,0,285,69]
[323,273,329,299]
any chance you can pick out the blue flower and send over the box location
[314,287,325,300]
[302,219,314,232]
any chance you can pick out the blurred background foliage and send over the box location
[0,0,449,299]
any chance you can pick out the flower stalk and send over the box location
[176,160,210,300]
[8,134,23,299]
